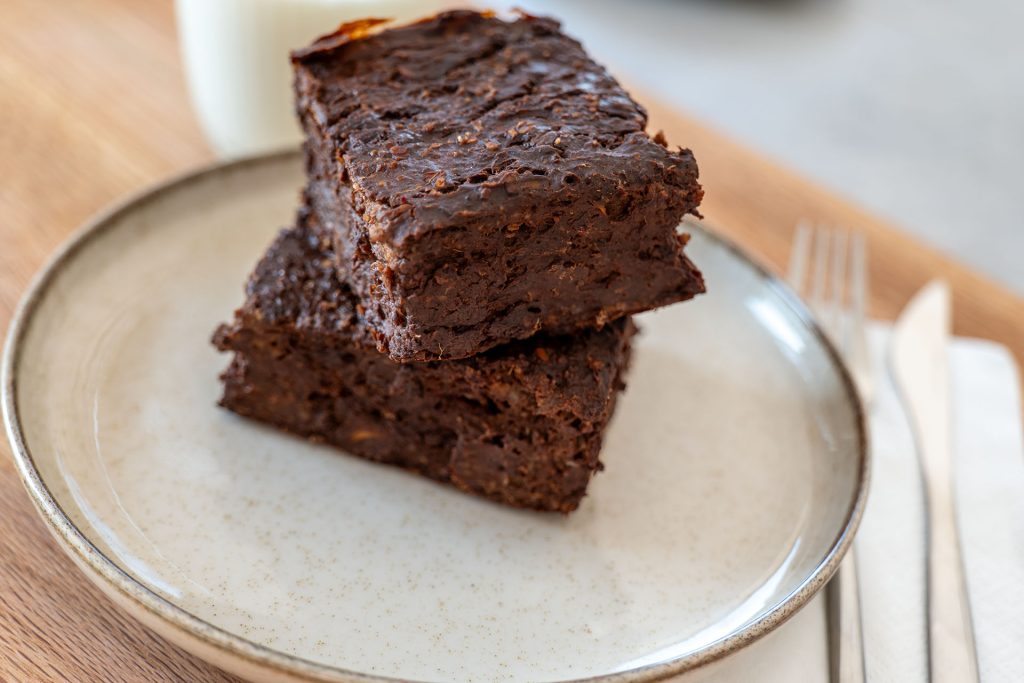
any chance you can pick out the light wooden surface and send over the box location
[0,1,1021,681]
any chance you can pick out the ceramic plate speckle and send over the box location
[3,152,867,683]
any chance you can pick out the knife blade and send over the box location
[889,280,979,683]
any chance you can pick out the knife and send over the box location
[889,280,979,683]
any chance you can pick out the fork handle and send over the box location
[827,553,866,683]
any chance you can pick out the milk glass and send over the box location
[176,0,439,157]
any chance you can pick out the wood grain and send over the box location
[0,1,233,680]
[0,1,1020,681]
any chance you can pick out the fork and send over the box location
[788,224,871,683]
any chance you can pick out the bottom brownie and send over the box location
[213,214,634,512]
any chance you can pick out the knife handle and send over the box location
[923,449,979,683]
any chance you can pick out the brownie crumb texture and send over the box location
[213,10,706,512]
[292,9,704,362]
[214,224,635,513]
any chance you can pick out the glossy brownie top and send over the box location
[292,10,701,244]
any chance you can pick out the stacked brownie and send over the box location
[214,11,705,512]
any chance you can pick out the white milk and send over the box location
[176,0,441,157]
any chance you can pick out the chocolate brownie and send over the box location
[213,213,634,513]
[292,10,704,362]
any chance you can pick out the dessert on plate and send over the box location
[214,210,633,512]
[214,10,704,512]
[294,10,704,362]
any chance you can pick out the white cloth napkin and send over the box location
[675,325,1024,682]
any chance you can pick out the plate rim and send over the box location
[2,150,869,683]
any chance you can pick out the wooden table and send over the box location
[1,1,1021,680]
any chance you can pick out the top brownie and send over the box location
[293,10,705,362]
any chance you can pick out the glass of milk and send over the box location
[176,0,440,158]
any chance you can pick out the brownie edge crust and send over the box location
[213,219,635,513]
[293,10,704,362]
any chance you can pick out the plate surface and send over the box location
[3,152,866,683]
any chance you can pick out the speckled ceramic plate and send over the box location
[3,152,867,683]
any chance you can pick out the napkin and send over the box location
[676,325,1024,682]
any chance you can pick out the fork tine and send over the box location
[831,229,849,345]
[851,232,867,325]
[849,232,873,403]
[831,230,848,308]
[787,221,812,291]
[812,226,831,334]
